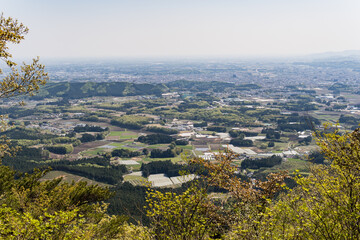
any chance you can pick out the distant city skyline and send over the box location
[2,0,360,59]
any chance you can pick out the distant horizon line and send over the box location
[9,49,360,63]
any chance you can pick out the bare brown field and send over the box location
[72,141,110,154]
[106,135,120,141]
[287,134,300,141]
[237,127,263,133]
[109,112,126,117]
[192,139,213,145]
[249,147,263,153]
[54,118,118,129]
[208,144,223,151]
[109,126,126,131]
[48,152,65,159]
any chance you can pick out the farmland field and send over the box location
[72,141,110,154]
[259,157,310,176]
[108,130,138,139]
[41,171,112,187]
[81,148,106,156]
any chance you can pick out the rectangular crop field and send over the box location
[109,131,138,139]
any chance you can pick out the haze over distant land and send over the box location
[2,0,360,59]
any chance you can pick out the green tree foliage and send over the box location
[206,126,226,132]
[145,151,288,239]
[66,131,76,138]
[230,138,253,147]
[0,14,48,100]
[194,93,220,103]
[262,128,281,139]
[0,106,36,118]
[141,160,185,178]
[339,114,359,125]
[43,97,70,106]
[298,135,312,145]
[49,136,81,146]
[147,107,257,127]
[45,144,73,154]
[80,133,105,143]
[52,165,126,185]
[146,185,224,239]
[80,133,96,142]
[111,115,150,130]
[150,148,177,159]
[280,101,318,111]
[138,133,175,145]
[308,151,325,164]
[74,124,108,133]
[0,127,56,140]
[0,14,47,159]
[229,131,245,139]
[332,104,347,110]
[193,121,207,127]
[229,129,258,138]
[277,123,312,132]
[2,145,46,172]
[228,126,360,239]
[145,127,360,239]
[142,148,149,155]
[112,148,140,158]
[178,101,210,111]
[146,126,178,135]
[175,139,188,146]
[229,100,260,106]
[80,114,100,122]
[0,166,139,239]
[33,82,169,100]
[107,182,150,224]
[241,155,282,169]
[277,115,320,126]
[50,157,128,185]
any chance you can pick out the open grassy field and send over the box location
[178,145,194,150]
[129,164,142,171]
[312,111,340,123]
[259,158,310,176]
[41,171,112,187]
[123,174,147,181]
[295,145,320,154]
[108,131,124,136]
[81,148,106,156]
[199,130,215,135]
[108,130,138,139]
[127,179,149,186]
[341,93,360,104]
[109,141,145,150]
[146,144,169,149]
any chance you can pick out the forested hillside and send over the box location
[32,82,169,99]
[29,80,263,99]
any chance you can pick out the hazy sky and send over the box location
[2,0,360,59]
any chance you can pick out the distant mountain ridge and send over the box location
[300,50,360,62]
[309,50,360,58]
[32,82,169,99]
[32,80,261,99]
